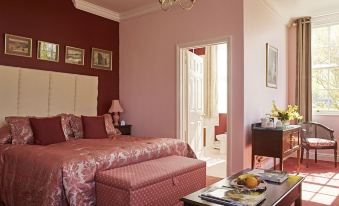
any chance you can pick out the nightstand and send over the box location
[116,125,132,135]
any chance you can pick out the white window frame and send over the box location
[312,21,339,115]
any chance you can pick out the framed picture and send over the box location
[65,46,85,65]
[91,48,112,70]
[266,43,278,88]
[4,34,32,57]
[37,41,59,62]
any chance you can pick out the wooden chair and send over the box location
[300,122,337,168]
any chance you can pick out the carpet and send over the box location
[284,157,339,206]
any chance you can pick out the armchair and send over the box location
[300,122,337,168]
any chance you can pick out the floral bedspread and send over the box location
[0,136,196,206]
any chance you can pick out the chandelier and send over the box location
[159,0,196,11]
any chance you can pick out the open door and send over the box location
[186,50,204,157]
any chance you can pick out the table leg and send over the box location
[297,148,301,174]
[295,183,302,206]
[252,155,255,169]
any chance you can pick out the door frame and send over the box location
[176,36,232,176]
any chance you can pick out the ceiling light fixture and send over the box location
[159,0,196,11]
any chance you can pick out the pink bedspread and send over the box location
[0,136,195,206]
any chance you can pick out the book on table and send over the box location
[247,169,288,183]
[199,187,266,206]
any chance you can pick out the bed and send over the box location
[0,66,196,206]
[0,136,195,206]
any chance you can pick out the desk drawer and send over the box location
[283,131,300,152]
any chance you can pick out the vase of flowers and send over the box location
[271,101,303,126]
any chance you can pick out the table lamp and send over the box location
[108,100,124,126]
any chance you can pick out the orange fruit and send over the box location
[245,176,259,189]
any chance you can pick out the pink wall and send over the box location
[120,0,244,174]
[244,0,289,167]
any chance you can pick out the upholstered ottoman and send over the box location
[95,155,206,206]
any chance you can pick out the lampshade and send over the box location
[109,100,124,113]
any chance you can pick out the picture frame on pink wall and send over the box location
[4,34,32,58]
[266,43,278,89]
[91,48,112,71]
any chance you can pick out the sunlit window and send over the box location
[312,24,339,113]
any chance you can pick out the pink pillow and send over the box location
[0,125,11,144]
[29,116,66,145]
[58,114,75,140]
[69,115,84,139]
[70,114,119,139]
[6,117,34,144]
[81,116,108,139]
[103,114,119,136]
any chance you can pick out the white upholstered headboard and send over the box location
[0,65,98,126]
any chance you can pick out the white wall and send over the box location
[244,0,289,166]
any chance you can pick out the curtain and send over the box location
[296,17,312,122]
[204,45,218,119]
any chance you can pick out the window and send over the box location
[312,24,339,113]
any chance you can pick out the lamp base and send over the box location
[113,112,120,126]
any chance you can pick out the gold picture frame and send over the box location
[65,46,85,66]
[4,34,32,58]
[91,48,112,70]
[37,41,59,62]
[266,43,278,89]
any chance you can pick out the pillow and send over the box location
[69,115,83,139]
[5,117,34,144]
[81,115,108,139]
[29,116,66,145]
[58,114,75,140]
[103,114,119,136]
[0,125,12,144]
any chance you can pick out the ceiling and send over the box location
[84,0,156,13]
[75,0,339,22]
[263,0,339,20]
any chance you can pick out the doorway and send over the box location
[177,37,231,178]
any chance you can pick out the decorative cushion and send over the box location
[29,116,66,145]
[0,125,11,144]
[305,138,336,147]
[69,115,84,139]
[81,115,108,139]
[5,116,34,144]
[103,114,119,136]
[58,114,75,140]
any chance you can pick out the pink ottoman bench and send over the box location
[95,155,206,206]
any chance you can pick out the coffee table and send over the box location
[181,169,304,206]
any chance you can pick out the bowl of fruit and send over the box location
[230,174,267,192]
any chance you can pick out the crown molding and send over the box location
[73,0,162,22]
[72,0,121,22]
[259,0,290,25]
[120,3,161,21]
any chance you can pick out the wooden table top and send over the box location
[181,169,304,206]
